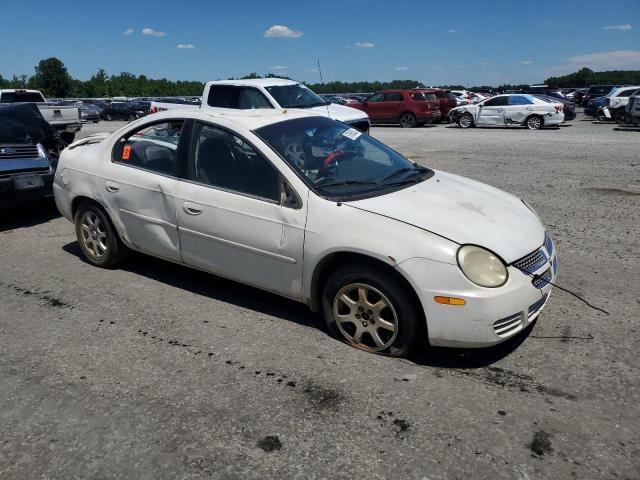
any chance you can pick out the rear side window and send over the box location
[619,89,636,97]
[207,86,273,109]
[385,93,404,101]
[510,95,534,105]
[410,93,428,101]
[113,120,184,176]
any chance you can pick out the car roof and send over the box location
[145,107,324,131]
[205,78,299,88]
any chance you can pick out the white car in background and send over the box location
[450,94,564,129]
[602,86,640,122]
[54,108,556,357]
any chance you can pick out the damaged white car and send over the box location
[450,94,564,129]
[54,109,556,357]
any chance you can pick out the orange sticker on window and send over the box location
[122,145,131,160]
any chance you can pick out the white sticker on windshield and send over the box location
[342,128,362,141]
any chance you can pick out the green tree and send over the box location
[29,57,72,97]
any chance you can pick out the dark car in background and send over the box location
[426,89,457,120]
[347,89,441,127]
[581,85,619,106]
[0,103,61,208]
[78,104,100,123]
[532,94,576,121]
[519,85,570,103]
[101,102,146,121]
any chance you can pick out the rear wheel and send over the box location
[60,132,75,144]
[75,202,127,268]
[526,115,543,130]
[322,265,423,357]
[106,113,113,121]
[458,113,474,128]
[614,109,626,123]
[399,112,417,128]
[128,114,136,121]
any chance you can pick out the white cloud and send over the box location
[269,65,288,71]
[354,41,375,48]
[448,29,459,33]
[566,50,640,68]
[177,44,195,49]
[142,28,165,37]
[522,60,533,65]
[603,24,632,31]
[122,28,134,36]
[263,25,303,38]
[395,66,408,71]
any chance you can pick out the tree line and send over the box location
[2,58,639,98]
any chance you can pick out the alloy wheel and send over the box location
[80,211,108,258]
[284,142,305,167]
[332,283,398,352]
[400,114,416,128]
[527,116,542,130]
[459,113,473,128]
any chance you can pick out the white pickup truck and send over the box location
[0,89,81,143]
[150,78,371,133]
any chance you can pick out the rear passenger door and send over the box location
[102,119,186,262]
[505,95,534,123]
[383,92,405,121]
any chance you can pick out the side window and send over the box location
[510,95,533,105]
[385,93,403,101]
[114,120,184,176]
[208,86,240,108]
[619,89,635,97]
[484,96,508,106]
[367,93,385,102]
[190,123,281,202]
[238,88,273,109]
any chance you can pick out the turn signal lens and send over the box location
[434,296,466,306]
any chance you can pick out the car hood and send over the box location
[308,103,370,123]
[344,170,544,263]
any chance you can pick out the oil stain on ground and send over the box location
[257,435,282,452]
[528,430,553,457]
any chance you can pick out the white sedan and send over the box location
[450,94,564,129]
[54,109,557,357]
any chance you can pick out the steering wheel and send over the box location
[318,150,348,178]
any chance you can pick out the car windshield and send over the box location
[255,116,432,198]
[265,84,327,108]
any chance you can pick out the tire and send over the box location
[525,115,543,130]
[458,113,474,128]
[75,202,127,268]
[399,112,417,128]
[106,114,113,121]
[60,132,75,144]
[614,109,626,123]
[128,114,135,121]
[322,264,423,357]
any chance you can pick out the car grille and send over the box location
[532,267,552,289]
[512,248,547,274]
[493,313,522,336]
[0,145,39,160]
[528,293,548,317]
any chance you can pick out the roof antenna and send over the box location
[317,59,332,120]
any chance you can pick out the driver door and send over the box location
[478,96,508,125]
[176,122,307,299]
[362,92,386,123]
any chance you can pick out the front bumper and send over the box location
[397,238,557,348]
[0,171,55,208]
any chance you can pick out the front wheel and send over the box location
[322,265,423,357]
[458,113,474,128]
[614,109,626,123]
[75,202,127,268]
[399,112,417,128]
[525,115,543,130]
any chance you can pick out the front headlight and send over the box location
[457,245,508,288]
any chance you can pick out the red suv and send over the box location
[348,90,441,128]
[424,89,457,119]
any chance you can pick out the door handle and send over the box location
[183,202,203,215]
[105,181,120,193]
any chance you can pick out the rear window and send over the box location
[0,91,46,103]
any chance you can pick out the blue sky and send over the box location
[1,0,639,86]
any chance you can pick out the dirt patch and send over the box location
[303,384,342,410]
[581,187,640,196]
[528,430,553,456]
[257,436,282,452]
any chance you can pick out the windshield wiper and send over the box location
[316,179,379,188]
[380,166,426,183]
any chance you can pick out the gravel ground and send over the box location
[1,114,639,479]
